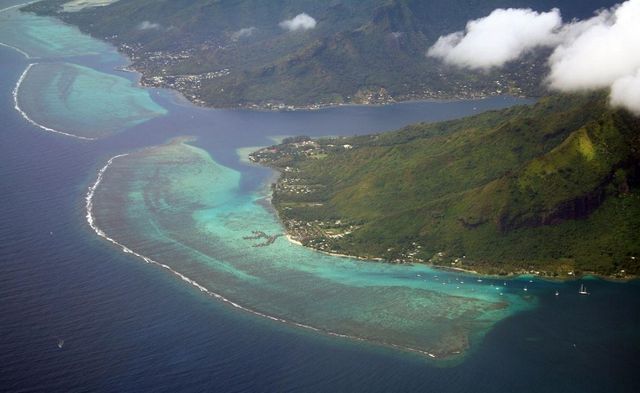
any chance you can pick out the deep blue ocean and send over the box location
[1,2,639,392]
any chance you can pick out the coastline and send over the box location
[250,162,386,263]
[85,152,447,361]
[259,161,637,282]
[134,67,527,112]
[105,42,531,112]
[284,233,386,262]
[280,220,638,282]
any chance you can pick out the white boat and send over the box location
[579,284,589,295]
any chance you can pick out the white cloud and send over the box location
[138,21,160,30]
[547,0,640,91]
[279,13,316,32]
[231,27,256,41]
[428,0,640,114]
[610,70,640,115]
[427,8,562,70]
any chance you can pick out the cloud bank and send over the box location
[428,0,640,114]
[427,8,562,69]
[138,21,160,30]
[279,13,316,32]
[547,0,640,94]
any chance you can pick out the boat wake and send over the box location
[86,154,440,359]
[13,63,95,141]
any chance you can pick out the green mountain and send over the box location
[251,93,640,277]
[25,0,617,108]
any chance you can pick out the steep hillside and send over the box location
[251,93,640,277]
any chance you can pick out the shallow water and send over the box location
[90,139,534,358]
[16,62,166,138]
[1,1,639,391]
[0,3,116,59]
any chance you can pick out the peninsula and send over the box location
[251,93,640,278]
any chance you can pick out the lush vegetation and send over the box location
[252,93,640,277]
[24,0,618,108]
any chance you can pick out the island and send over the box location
[251,93,640,278]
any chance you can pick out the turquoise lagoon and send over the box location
[3,2,164,139]
[16,62,166,139]
[90,139,535,359]
[0,3,116,59]
[5,1,536,362]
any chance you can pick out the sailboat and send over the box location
[579,284,589,295]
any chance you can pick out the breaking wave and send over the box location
[0,41,31,58]
[0,1,41,59]
[13,63,95,141]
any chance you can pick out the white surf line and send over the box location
[0,1,41,59]
[86,154,441,360]
[0,0,40,14]
[13,63,96,141]
[0,41,31,59]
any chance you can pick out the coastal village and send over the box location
[249,137,432,264]
[250,137,364,255]
[115,42,231,106]
[112,41,529,110]
[249,138,470,267]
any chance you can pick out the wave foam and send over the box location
[0,1,41,59]
[0,41,31,58]
[13,63,95,141]
[0,1,39,14]
[86,154,440,359]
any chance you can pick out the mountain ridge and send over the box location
[23,0,618,108]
